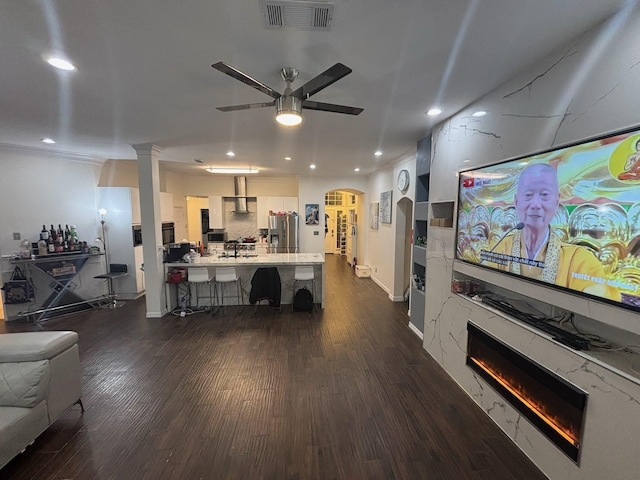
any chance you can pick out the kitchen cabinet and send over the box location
[208,196,225,228]
[256,197,298,229]
[160,192,174,222]
[131,188,141,225]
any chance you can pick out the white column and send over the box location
[131,143,166,318]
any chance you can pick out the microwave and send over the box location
[132,225,142,246]
[206,232,227,243]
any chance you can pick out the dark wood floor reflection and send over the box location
[1,254,547,480]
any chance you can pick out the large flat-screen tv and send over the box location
[456,126,640,312]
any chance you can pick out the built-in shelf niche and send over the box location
[429,201,454,228]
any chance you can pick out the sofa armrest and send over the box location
[0,361,50,408]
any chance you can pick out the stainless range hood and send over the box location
[233,176,249,213]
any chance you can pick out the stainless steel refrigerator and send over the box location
[268,214,299,253]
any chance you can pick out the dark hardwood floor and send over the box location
[1,254,547,480]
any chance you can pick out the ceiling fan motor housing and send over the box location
[276,95,302,117]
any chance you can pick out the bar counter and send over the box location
[164,253,325,310]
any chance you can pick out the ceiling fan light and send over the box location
[276,112,302,126]
[275,96,302,126]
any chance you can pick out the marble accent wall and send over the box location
[425,8,640,480]
[224,198,258,241]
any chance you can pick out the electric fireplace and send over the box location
[466,323,588,463]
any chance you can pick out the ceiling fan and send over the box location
[211,61,364,126]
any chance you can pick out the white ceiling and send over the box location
[0,0,627,178]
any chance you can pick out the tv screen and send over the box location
[456,126,640,312]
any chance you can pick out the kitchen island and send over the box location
[164,253,325,311]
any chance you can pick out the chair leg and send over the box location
[75,398,85,412]
[237,278,244,314]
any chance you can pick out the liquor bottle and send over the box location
[55,224,64,252]
[50,224,56,242]
[64,224,71,241]
[40,225,48,240]
[47,234,55,253]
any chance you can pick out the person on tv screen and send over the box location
[486,163,620,301]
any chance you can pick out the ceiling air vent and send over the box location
[260,0,335,31]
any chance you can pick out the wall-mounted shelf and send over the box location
[410,135,432,334]
[429,200,455,228]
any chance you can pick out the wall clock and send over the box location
[397,169,410,193]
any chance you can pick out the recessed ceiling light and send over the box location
[472,111,487,117]
[354,168,360,172]
[463,159,470,163]
[374,150,383,157]
[427,108,442,116]
[284,157,292,161]
[41,137,56,144]
[46,57,76,71]
[310,164,316,170]
[226,151,235,157]
[205,167,258,174]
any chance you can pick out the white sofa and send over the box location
[0,331,83,470]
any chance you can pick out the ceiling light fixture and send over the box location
[41,137,56,144]
[206,167,259,174]
[275,95,303,126]
[427,108,442,116]
[354,168,360,172]
[46,57,76,71]
[226,151,235,157]
[284,156,292,161]
[310,164,316,170]
[374,150,383,157]
[472,110,487,117]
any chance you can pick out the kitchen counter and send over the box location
[165,253,324,267]
[164,253,325,311]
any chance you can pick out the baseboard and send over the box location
[146,310,165,318]
[389,295,405,302]
[408,321,424,340]
[371,275,389,294]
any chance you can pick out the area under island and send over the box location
[164,253,325,312]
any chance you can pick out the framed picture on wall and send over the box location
[305,204,320,225]
[380,190,392,224]
[370,202,379,230]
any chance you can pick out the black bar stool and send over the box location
[94,263,128,308]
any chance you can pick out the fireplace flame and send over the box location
[470,357,579,447]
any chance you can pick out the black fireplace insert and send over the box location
[466,322,588,463]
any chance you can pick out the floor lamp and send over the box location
[97,208,109,269]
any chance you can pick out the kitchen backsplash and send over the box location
[224,198,258,241]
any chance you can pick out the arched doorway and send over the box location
[393,197,413,303]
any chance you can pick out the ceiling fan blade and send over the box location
[216,101,276,112]
[212,62,281,99]
[302,100,363,115]
[292,63,352,100]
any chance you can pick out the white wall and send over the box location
[365,155,416,299]
[0,146,104,254]
[297,176,369,255]
[426,7,640,480]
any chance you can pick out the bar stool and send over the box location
[187,267,214,311]
[214,267,244,314]
[292,265,316,311]
[94,263,128,308]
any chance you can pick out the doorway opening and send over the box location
[324,189,364,269]
[393,197,413,303]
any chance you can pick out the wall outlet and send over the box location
[13,232,21,240]
[313,231,319,236]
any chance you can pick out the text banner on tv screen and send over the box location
[456,126,640,311]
